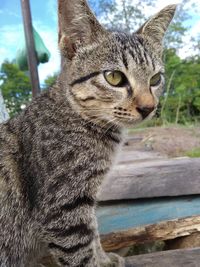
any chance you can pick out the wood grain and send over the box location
[100,215,200,251]
[125,248,200,267]
[98,157,200,201]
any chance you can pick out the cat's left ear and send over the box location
[136,5,177,53]
[58,0,107,59]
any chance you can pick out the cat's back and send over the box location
[0,121,20,187]
[0,120,27,233]
[0,88,57,197]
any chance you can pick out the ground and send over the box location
[128,125,200,158]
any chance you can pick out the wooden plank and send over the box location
[40,248,200,267]
[98,157,200,201]
[117,150,163,164]
[165,232,200,250]
[100,215,200,251]
[125,248,200,267]
[97,196,200,234]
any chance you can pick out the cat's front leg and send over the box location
[94,217,125,267]
[40,207,100,266]
[44,233,99,267]
[95,237,125,267]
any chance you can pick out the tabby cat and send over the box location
[0,0,176,266]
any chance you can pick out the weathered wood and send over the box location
[97,196,200,234]
[125,248,200,267]
[165,232,200,250]
[100,215,200,251]
[98,157,200,201]
[117,150,163,164]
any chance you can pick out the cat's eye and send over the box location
[104,71,127,87]
[150,73,162,87]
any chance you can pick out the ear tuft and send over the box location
[59,35,76,60]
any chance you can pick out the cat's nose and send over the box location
[136,106,155,119]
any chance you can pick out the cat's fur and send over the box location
[0,1,176,266]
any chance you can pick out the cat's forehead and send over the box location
[112,32,161,69]
[73,31,162,76]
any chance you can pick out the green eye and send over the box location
[150,73,162,87]
[104,71,127,87]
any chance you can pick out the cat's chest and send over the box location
[37,126,121,174]
[37,128,122,197]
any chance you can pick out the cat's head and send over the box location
[58,0,176,128]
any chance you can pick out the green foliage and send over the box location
[160,49,200,124]
[164,1,190,50]
[185,148,200,158]
[0,61,59,117]
[91,0,154,33]
[0,60,32,117]
[43,73,58,89]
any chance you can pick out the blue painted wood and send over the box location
[97,196,200,234]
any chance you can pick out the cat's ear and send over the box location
[136,5,177,52]
[58,0,107,59]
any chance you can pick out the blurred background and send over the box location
[0,0,200,127]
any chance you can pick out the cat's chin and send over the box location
[115,114,155,128]
[114,118,143,128]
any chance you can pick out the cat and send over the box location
[0,0,176,266]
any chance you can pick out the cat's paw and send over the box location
[104,252,125,267]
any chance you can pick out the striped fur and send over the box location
[0,1,176,266]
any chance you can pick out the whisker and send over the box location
[99,118,118,140]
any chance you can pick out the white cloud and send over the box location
[36,24,60,83]
[135,0,181,19]
[178,20,200,58]
[0,24,23,66]
[138,0,200,17]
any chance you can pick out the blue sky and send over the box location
[0,0,58,85]
[0,0,200,85]
[0,0,56,28]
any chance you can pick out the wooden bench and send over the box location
[97,140,200,266]
[125,248,200,266]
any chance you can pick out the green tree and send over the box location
[91,0,154,33]
[161,50,200,124]
[43,73,58,89]
[0,60,32,117]
[91,0,198,52]
[164,0,197,51]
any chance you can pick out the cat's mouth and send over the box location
[113,106,156,126]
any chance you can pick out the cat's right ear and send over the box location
[58,0,107,59]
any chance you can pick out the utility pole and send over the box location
[21,0,40,97]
